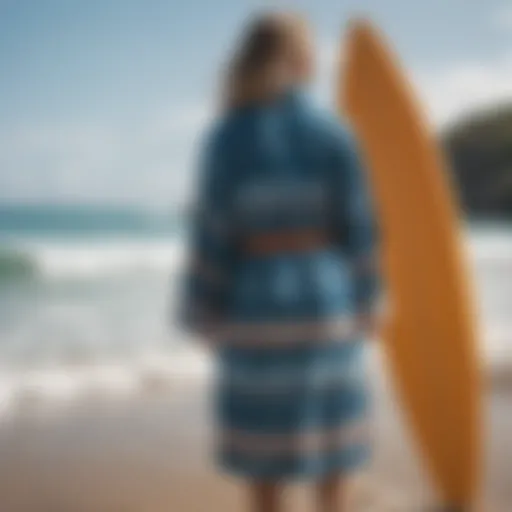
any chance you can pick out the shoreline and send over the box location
[0,350,509,511]
[0,340,508,418]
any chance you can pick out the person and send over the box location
[179,11,380,512]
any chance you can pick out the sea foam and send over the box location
[0,238,185,280]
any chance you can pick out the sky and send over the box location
[1,0,512,209]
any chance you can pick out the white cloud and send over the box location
[139,102,213,146]
[0,100,211,207]
[413,53,512,127]
[313,38,339,105]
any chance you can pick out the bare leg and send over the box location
[317,475,346,512]
[249,481,282,512]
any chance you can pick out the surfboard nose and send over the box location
[341,18,385,115]
[345,17,380,52]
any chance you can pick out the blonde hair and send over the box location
[224,12,312,109]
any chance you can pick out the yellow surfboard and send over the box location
[339,20,483,509]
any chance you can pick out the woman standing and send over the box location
[180,12,380,512]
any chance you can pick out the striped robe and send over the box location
[179,89,380,480]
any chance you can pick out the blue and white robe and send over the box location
[179,89,380,480]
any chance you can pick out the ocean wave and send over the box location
[0,229,510,283]
[0,340,508,420]
[0,239,185,281]
[0,250,38,281]
[0,347,212,418]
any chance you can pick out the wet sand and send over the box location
[0,352,509,512]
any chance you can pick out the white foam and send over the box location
[4,228,512,280]
[0,346,212,418]
[8,238,186,279]
[467,228,512,260]
[0,229,509,419]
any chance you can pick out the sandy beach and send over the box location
[0,350,509,512]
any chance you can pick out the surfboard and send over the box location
[339,20,483,509]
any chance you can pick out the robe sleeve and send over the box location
[178,129,237,339]
[332,128,381,318]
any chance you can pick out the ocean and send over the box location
[0,204,510,414]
